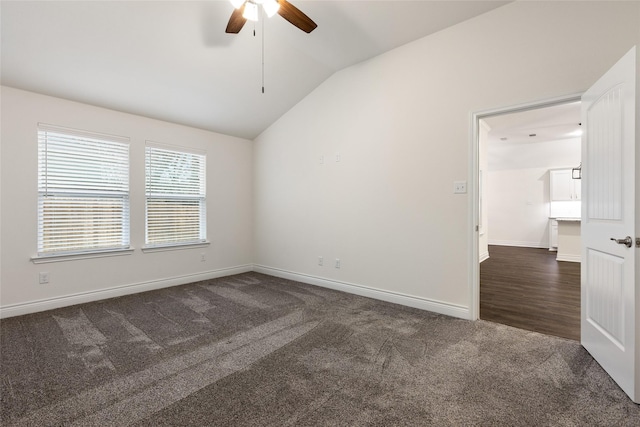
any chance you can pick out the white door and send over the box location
[581,46,637,403]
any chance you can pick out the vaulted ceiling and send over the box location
[1,1,509,139]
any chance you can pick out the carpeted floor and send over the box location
[1,272,638,426]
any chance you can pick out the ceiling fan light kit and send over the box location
[262,0,280,18]
[225,0,317,94]
[226,0,317,33]
[242,2,259,21]
[232,0,280,21]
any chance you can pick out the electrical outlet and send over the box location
[335,258,341,269]
[318,256,323,266]
[335,152,341,162]
[200,253,206,262]
[39,272,50,284]
[453,181,467,194]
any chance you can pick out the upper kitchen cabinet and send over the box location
[550,168,581,201]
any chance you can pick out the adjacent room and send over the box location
[478,102,583,341]
[2,1,639,424]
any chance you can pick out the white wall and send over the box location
[0,87,254,316]
[253,1,640,318]
[487,137,581,248]
[487,167,551,248]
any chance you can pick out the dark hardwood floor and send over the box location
[480,245,581,341]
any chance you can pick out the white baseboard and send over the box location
[2,264,473,321]
[253,265,471,320]
[479,251,490,263]
[0,264,253,319]
[488,240,547,249]
[556,254,581,263]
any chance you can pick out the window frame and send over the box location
[34,124,132,262]
[143,142,208,251]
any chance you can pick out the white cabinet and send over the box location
[556,219,581,263]
[550,169,581,201]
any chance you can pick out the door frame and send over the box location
[468,93,583,321]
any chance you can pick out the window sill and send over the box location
[32,248,135,264]
[141,241,210,253]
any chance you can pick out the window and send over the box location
[37,125,130,257]
[145,143,206,248]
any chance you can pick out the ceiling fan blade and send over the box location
[277,0,317,33]
[226,6,247,34]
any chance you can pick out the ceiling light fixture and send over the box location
[242,1,259,21]
[226,0,317,34]
[232,0,280,22]
[572,162,582,179]
[262,0,281,17]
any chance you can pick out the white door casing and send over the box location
[470,94,582,321]
[581,46,637,403]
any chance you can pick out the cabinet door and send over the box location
[551,169,574,201]
[549,219,558,249]
[573,177,581,200]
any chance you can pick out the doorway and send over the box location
[471,97,583,340]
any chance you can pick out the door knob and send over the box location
[610,236,633,248]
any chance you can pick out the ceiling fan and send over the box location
[225,0,317,34]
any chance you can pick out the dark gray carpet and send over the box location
[1,272,638,426]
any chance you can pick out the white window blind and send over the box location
[145,144,206,247]
[37,125,130,256]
